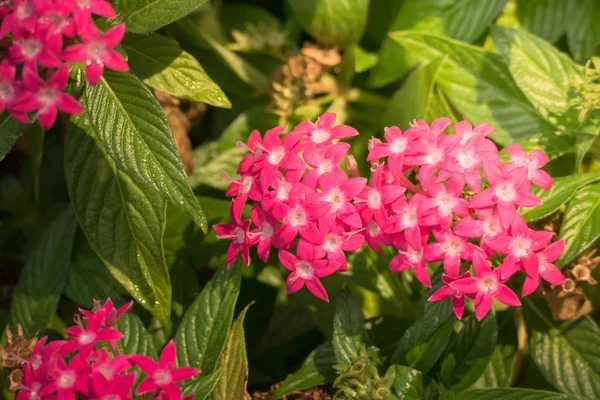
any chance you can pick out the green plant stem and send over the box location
[28,122,44,210]
[345,88,389,108]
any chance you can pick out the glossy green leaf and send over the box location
[273,342,337,397]
[353,45,378,73]
[386,32,555,144]
[392,293,455,372]
[114,0,209,34]
[524,297,600,398]
[64,234,120,308]
[368,0,507,88]
[287,0,369,47]
[65,119,171,325]
[80,70,206,231]
[504,133,576,163]
[520,172,600,221]
[515,0,569,43]
[557,181,600,266]
[390,365,425,399]
[9,206,77,336]
[460,388,576,400]
[332,288,368,365]
[0,113,27,162]
[382,56,446,130]
[564,0,600,63]
[210,305,252,400]
[175,264,241,373]
[181,369,222,400]
[116,312,157,358]
[122,33,230,107]
[492,26,582,127]
[441,313,498,392]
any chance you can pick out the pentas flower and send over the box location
[0,0,37,38]
[237,129,265,175]
[302,142,350,188]
[62,309,125,360]
[319,171,366,228]
[453,120,495,147]
[406,132,459,191]
[16,363,53,400]
[390,233,430,287]
[250,204,277,262]
[361,212,390,252]
[501,144,552,190]
[425,227,478,277]
[71,0,117,32]
[214,207,255,267]
[428,272,473,319]
[224,172,259,222]
[284,112,358,151]
[469,163,541,228]
[132,340,201,400]
[424,117,452,137]
[384,193,428,238]
[279,240,341,302]
[9,28,63,68]
[62,23,128,85]
[450,251,521,320]
[420,178,469,229]
[355,164,405,226]
[454,208,506,257]
[0,59,29,122]
[366,125,427,179]
[81,298,134,329]
[313,217,365,271]
[522,240,566,296]
[35,0,76,37]
[45,354,90,398]
[89,371,136,400]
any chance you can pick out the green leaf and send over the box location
[491,26,582,127]
[273,342,337,398]
[565,0,600,64]
[64,233,120,308]
[175,264,241,373]
[80,70,206,231]
[504,133,576,162]
[368,0,507,88]
[332,288,368,365]
[382,56,447,130]
[287,0,369,47]
[520,172,600,221]
[114,0,209,34]
[116,312,157,358]
[524,297,600,398]
[390,365,425,399]
[515,0,569,43]
[65,119,171,325]
[0,113,27,162]
[210,304,252,400]
[392,293,455,372]
[460,388,576,400]
[353,46,378,74]
[181,369,222,400]
[441,313,498,392]
[9,206,77,336]
[386,32,555,144]
[557,181,600,266]
[122,33,230,108]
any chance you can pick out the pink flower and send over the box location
[63,308,125,360]
[224,172,260,223]
[0,59,29,123]
[366,125,426,179]
[16,363,54,400]
[214,206,255,267]
[469,163,541,228]
[0,0,37,38]
[132,340,201,400]
[454,208,505,257]
[406,132,459,191]
[72,0,117,33]
[355,164,405,226]
[12,66,84,130]
[425,117,453,137]
[80,298,133,329]
[302,142,349,188]
[279,240,341,302]
[249,204,277,262]
[260,170,301,211]
[361,211,390,252]
[236,129,264,175]
[522,240,565,296]
[89,371,136,400]
[62,24,128,85]
[313,217,365,271]
[271,183,330,246]
[9,28,63,68]
[45,354,90,399]
[319,171,366,228]
[27,336,65,373]
[390,233,430,287]
[453,120,495,147]
[449,251,521,320]
[419,178,469,228]
[383,193,428,238]
[501,144,552,190]
[284,112,358,151]
[428,272,473,319]
[425,227,479,276]
[90,349,132,382]
[34,0,76,37]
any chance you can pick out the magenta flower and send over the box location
[469,163,541,228]
[522,240,565,296]
[271,183,330,246]
[425,227,479,277]
[71,0,117,33]
[501,144,552,190]
[0,59,28,123]
[250,204,277,262]
[453,120,495,147]
[9,29,63,68]
[406,132,459,191]
[355,164,405,226]
[313,217,365,271]
[80,298,133,329]
[34,0,76,37]
[419,178,469,229]
[302,142,350,188]
[449,251,521,320]
[63,308,125,360]
[361,211,391,252]
[237,129,264,175]
[0,0,37,38]
[366,125,427,179]
[260,170,301,211]
[132,340,201,400]
[214,206,255,267]
[62,24,128,85]
[284,112,358,151]
[89,371,136,400]
[454,208,506,257]
[279,240,341,302]
[390,232,430,287]
[16,363,54,400]
[383,193,428,238]
[319,171,367,228]
[428,272,473,319]
[12,66,84,130]
[426,117,453,137]
[45,354,90,399]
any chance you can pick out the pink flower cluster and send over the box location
[14,299,200,399]
[216,115,565,320]
[0,0,128,129]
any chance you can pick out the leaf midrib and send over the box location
[127,0,209,22]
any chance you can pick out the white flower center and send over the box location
[482,217,502,237]
[367,190,381,209]
[233,227,245,244]
[153,369,172,385]
[512,237,531,258]
[390,137,407,154]
[57,371,76,388]
[435,193,455,216]
[400,207,417,228]
[296,261,313,279]
[325,188,345,212]
[0,81,14,101]
[98,365,114,380]
[316,157,332,175]
[86,41,107,60]
[403,248,422,263]
[267,146,285,165]
[20,38,42,58]
[456,150,478,169]
[495,182,516,202]
[240,176,253,194]
[443,237,463,257]
[424,148,443,165]
[288,207,306,227]
[16,1,34,19]
[37,88,59,110]
[460,131,476,146]
[323,233,342,252]
[78,332,96,345]
[77,0,91,7]
[311,129,330,144]
[276,181,291,201]
[366,220,380,237]
[537,254,550,273]
[260,222,273,239]
[101,396,120,400]
[477,275,498,293]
